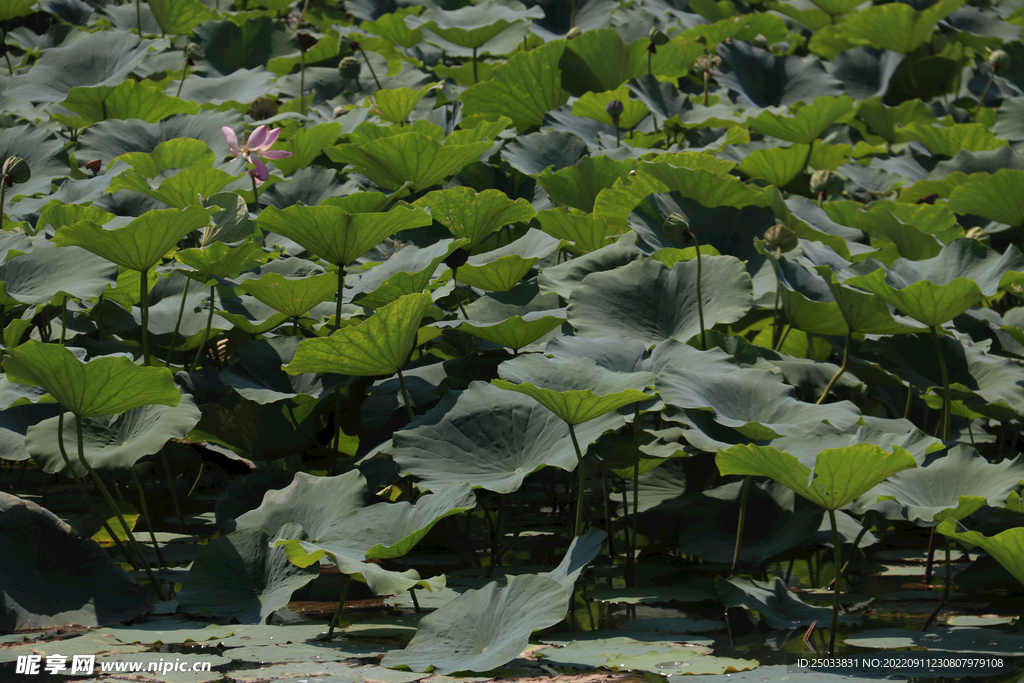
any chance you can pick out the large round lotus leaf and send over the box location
[677,479,824,567]
[256,205,431,267]
[349,239,467,309]
[326,134,493,191]
[239,272,338,319]
[286,293,433,377]
[0,492,150,631]
[408,0,543,51]
[858,445,1024,525]
[839,0,966,54]
[658,367,861,440]
[220,337,339,405]
[500,131,589,177]
[770,424,944,466]
[567,256,753,348]
[177,526,319,624]
[947,168,1024,227]
[393,381,623,493]
[546,335,649,374]
[25,396,200,477]
[4,31,166,104]
[539,233,643,299]
[493,355,655,425]
[716,40,844,108]
[717,442,918,510]
[175,242,269,283]
[382,531,603,674]
[838,239,1024,327]
[0,238,116,307]
[226,470,366,538]
[717,576,859,629]
[414,187,536,249]
[749,95,858,145]
[454,312,566,351]
[3,341,182,417]
[455,229,562,292]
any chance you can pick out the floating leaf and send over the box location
[717,576,857,629]
[325,134,493,191]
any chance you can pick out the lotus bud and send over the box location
[965,226,991,247]
[648,26,669,46]
[764,224,798,253]
[85,159,102,176]
[2,157,30,187]
[663,213,691,241]
[445,247,470,271]
[296,32,319,53]
[694,53,721,74]
[332,105,348,119]
[186,42,205,60]
[606,99,624,121]
[566,27,582,40]
[810,169,831,198]
[248,97,279,120]
[988,49,1008,73]
[339,55,361,80]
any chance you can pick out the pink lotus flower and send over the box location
[221,125,292,184]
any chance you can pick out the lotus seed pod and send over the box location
[764,224,798,253]
[2,157,30,185]
[339,55,361,80]
[567,27,583,40]
[965,226,991,247]
[988,49,1009,73]
[186,42,205,60]
[663,213,691,240]
[648,27,669,46]
[810,169,831,196]
[248,97,279,120]
[694,53,721,73]
[296,32,319,53]
[605,99,624,119]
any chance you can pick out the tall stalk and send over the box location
[930,326,951,441]
[921,536,952,631]
[166,278,191,368]
[629,402,641,587]
[130,467,166,568]
[140,268,150,366]
[691,232,706,348]
[472,46,478,84]
[730,475,752,575]
[816,329,852,404]
[397,368,415,423]
[568,423,586,538]
[827,509,842,655]
[189,286,216,373]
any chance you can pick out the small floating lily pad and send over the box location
[584,587,714,604]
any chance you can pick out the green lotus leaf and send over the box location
[718,576,858,629]
[35,204,116,231]
[750,96,858,144]
[177,525,318,624]
[108,138,217,178]
[857,445,1024,525]
[0,493,150,632]
[938,520,1024,588]
[363,10,423,48]
[175,241,268,284]
[660,366,860,439]
[626,75,691,121]
[855,97,936,144]
[572,85,650,130]
[393,381,621,493]
[460,40,569,129]
[828,201,963,245]
[409,0,543,50]
[839,0,964,53]
[186,392,321,463]
[322,192,392,214]
[455,229,561,291]
[0,0,35,21]
[381,531,603,674]
[539,156,639,213]
[55,206,215,272]
[557,29,691,96]
[456,313,566,351]
[639,166,769,211]
[495,129,588,176]
[191,16,295,75]
[227,470,366,537]
[257,205,431,266]
[107,167,239,209]
[536,637,712,670]
[220,338,340,405]
[585,646,758,676]
[216,296,292,335]
[239,272,337,319]
[736,143,811,188]
[350,239,466,309]
[3,341,181,417]
[567,256,752,347]
[270,122,343,176]
[172,68,277,107]
[717,442,917,510]
[900,122,1007,157]
[25,397,201,478]
[0,238,116,307]
[4,31,165,103]
[844,625,1024,655]
[838,239,1024,326]
[439,282,565,350]
[947,169,1024,228]
[58,80,200,127]
[370,85,440,125]
[771,424,944,466]
[414,187,535,248]
[716,41,844,108]
[286,293,433,376]
[0,125,71,200]
[493,355,654,426]
[536,209,620,255]
[148,0,217,35]
[762,188,852,259]
[325,134,492,191]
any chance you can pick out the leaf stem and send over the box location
[397,368,415,423]
[359,46,382,90]
[816,329,852,404]
[730,475,752,575]
[930,326,951,441]
[300,51,306,116]
[161,446,185,533]
[335,267,345,332]
[568,422,586,538]
[693,234,706,349]
[175,61,189,98]
[189,286,216,374]
[472,46,478,84]
[972,73,994,121]
[827,508,842,655]
[629,402,640,588]
[921,536,952,631]
[325,574,351,640]
[140,268,150,366]
[166,277,191,368]
[130,467,166,568]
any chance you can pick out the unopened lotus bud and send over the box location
[2,157,30,187]
[648,27,669,46]
[663,213,691,241]
[606,99,624,120]
[566,26,582,40]
[339,55,361,80]
[988,49,1008,73]
[85,159,102,175]
[965,226,991,246]
[764,224,798,252]
[296,32,318,53]
[445,247,470,271]
[810,169,831,198]
[186,42,205,60]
